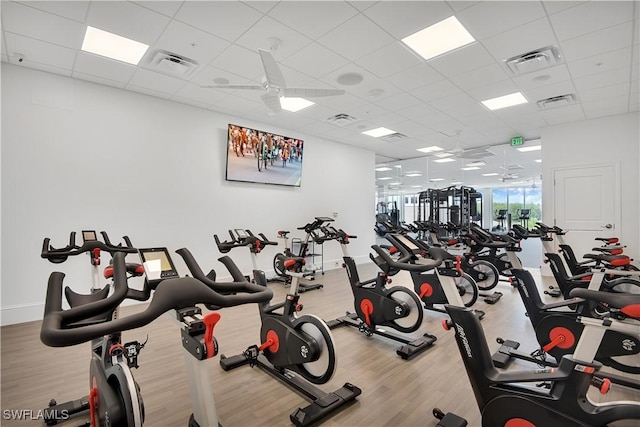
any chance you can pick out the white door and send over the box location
[553,164,620,258]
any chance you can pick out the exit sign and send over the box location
[511,136,524,146]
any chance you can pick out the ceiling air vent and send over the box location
[536,94,576,110]
[146,50,199,78]
[505,46,560,75]
[460,147,495,160]
[500,164,524,171]
[325,113,358,127]
[381,132,407,141]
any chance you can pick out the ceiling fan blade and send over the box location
[258,49,286,89]
[201,84,263,91]
[282,88,346,97]
[261,92,282,113]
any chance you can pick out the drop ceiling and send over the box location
[2,1,638,192]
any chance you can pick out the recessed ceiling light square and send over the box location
[534,159,542,163]
[433,152,454,158]
[429,178,445,182]
[362,127,396,137]
[434,158,456,163]
[405,172,422,177]
[482,173,499,176]
[377,176,393,180]
[82,26,149,65]
[375,166,392,172]
[417,145,444,153]
[451,181,463,185]
[461,166,480,171]
[517,145,542,152]
[481,92,528,110]
[402,16,475,61]
[280,97,315,112]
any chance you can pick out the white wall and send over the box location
[1,63,375,325]
[541,112,640,265]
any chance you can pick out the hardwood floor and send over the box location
[2,263,639,426]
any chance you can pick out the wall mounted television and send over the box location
[225,124,304,187]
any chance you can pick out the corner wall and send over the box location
[1,64,375,325]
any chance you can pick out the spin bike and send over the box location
[203,229,361,427]
[40,231,147,427]
[41,244,274,427]
[272,216,335,293]
[434,291,640,426]
[323,226,437,360]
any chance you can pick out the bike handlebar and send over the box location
[41,249,274,348]
[372,237,442,272]
[214,230,278,254]
[42,232,137,263]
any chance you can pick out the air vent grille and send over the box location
[536,94,576,110]
[147,50,199,77]
[505,46,560,75]
[325,113,358,127]
[381,132,408,141]
[500,164,524,171]
[460,148,495,159]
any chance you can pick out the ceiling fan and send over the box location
[201,48,345,114]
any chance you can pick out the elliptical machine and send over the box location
[323,226,437,360]
[40,231,147,427]
[202,228,361,427]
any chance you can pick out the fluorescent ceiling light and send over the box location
[429,178,445,182]
[375,166,392,172]
[394,165,402,168]
[280,97,315,112]
[482,173,499,176]
[461,166,480,171]
[81,26,149,65]
[433,152,454,158]
[517,145,542,152]
[389,182,401,186]
[411,185,423,188]
[377,176,393,180]
[405,172,422,177]
[481,92,528,110]
[451,181,463,185]
[434,158,456,163]
[417,145,444,153]
[362,127,396,137]
[401,16,475,61]
[534,159,542,163]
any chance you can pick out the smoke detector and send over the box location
[146,50,199,77]
[505,46,561,75]
[536,94,577,110]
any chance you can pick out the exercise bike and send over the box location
[323,226,437,360]
[272,216,335,292]
[42,244,274,427]
[40,230,147,427]
[203,228,361,427]
[434,290,640,426]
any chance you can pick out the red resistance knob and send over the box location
[203,312,221,359]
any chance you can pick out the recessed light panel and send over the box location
[517,145,542,152]
[363,127,396,137]
[375,166,392,172]
[481,92,528,110]
[402,16,475,61]
[434,158,456,163]
[482,173,499,176]
[534,159,542,163]
[82,26,149,65]
[429,178,445,182]
[280,97,315,112]
[417,145,444,153]
[461,166,480,171]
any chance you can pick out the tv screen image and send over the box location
[225,124,304,187]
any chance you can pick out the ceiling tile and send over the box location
[395,102,448,121]
[2,1,86,49]
[234,16,313,61]
[449,63,509,91]
[172,96,210,109]
[4,32,76,71]
[322,64,404,103]
[384,63,445,92]
[511,64,572,92]
[582,95,630,119]
[74,51,137,83]
[318,13,395,61]
[542,1,586,15]
[356,43,424,78]
[446,1,481,13]
[128,68,187,95]
[567,47,632,79]
[466,79,520,103]
[16,1,89,22]
[482,18,558,62]
[523,79,577,105]
[132,1,184,18]
[371,92,424,112]
[413,79,461,103]
[559,21,633,63]
[149,20,229,67]
[540,104,585,125]
[172,82,228,106]
[573,67,632,92]
[457,1,546,40]
[429,42,496,77]
[549,1,634,41]
[7,60,71,77]
[347,1,377,12]
[126,84,172,99]
[635,19,639,45]
[268,1,358,39]
[190,64,258,88]
[209,44,263,80]
[363,1,454,39]
[72,71,126,89]
[175,1,263,42]
[281,42,350,79]
[241,1,279,14]
[86,1,171,45]
[578,81,630,103]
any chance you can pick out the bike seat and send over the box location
[583,253,630,266]
[591,246,624,255]
[283,256,306,271]
[277,230,290,237]
[569,288,640,319]
[104,263,146,278]
[595,237,619,244]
